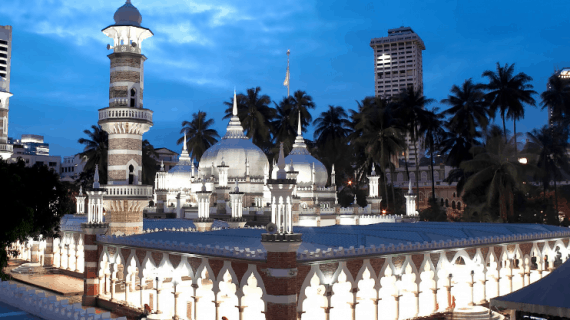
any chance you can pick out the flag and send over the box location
[283,67,289,86]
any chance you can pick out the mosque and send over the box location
[8,1,570,320]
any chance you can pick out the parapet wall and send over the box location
[0,280,127,320]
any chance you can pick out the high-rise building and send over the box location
[0,25,13,159]
[370,27,426,166]
[370,26,425,98]
[547,67,570,127]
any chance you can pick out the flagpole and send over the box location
[287,49,290,97]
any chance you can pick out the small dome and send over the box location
[113,0,142,27]
[199,139,269,179]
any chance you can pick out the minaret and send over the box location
[75,186,86,214]
[404,179,418,216]
[331,164,336,186]
[228,180,246,228]
[262,144,301,320]
[366,163,382,214]
[99,0,154,235]
[195,179,213,231]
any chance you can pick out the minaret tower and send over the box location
[99,0,154,235]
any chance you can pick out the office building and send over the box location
[0,25,13,159]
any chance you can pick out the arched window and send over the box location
[130,88,136,108]
[386,173,391,182]
[452,201,456,209]
[457,202,462,210]
[421,172,427,182]
[453,192,456,198]
[397,173,403,182]
[445,199,449,207]
[128,165,134,185]
[409,172,415,182]
[440,198,444,207]
[434,171,440,181]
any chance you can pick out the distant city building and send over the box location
[547,67,570,127]
[10,134,50,155]
[0,25,13,160]
[61,154,87,181]
[153,147,178,171]
[370,26,426,165]
[9,134,60,173]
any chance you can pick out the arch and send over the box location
[218,269,239,320]
[301,272,327,320]
[125,159,140,185]
[240,264,267,315]
[193,258,216,286]
[397,173,404,182]
[409,172,416,182]
[445,199,449,207]
[215,260,239,295]
[386,173,391,182]
[457,202,462,210]
[297,265,327,312]
[130,87,137,108]
[241,271,265,320]
[434,171,440,181]
[330,262,356,289]
[330,269,354,320]
[452,201,456,209]
[140,252,158,279]
[421,171,427,182]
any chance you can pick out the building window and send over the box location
[130,88,136,108]
[36,161,44,166]
[49,162,56,166]
[129,165,134,184]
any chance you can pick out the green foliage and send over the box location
[419,198,448,222]
[178,111,220,162]
[0,160,71,279]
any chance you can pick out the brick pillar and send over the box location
[261,233,302,320]
[44,237,54,267]
[81,223,108,307]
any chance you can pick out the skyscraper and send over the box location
[0,25,13,160]
[547,67,570,127]
[370,26,425,98]
[370,27,426,165]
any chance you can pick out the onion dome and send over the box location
[198,90,269,179]
[113,0,142,27]
[284,111,328,186]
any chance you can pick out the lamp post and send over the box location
[468,270,475,306]
[171,278,180,320]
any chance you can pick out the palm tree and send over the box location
[223,87,275,149]
[290,90,316,131]
[481,62,537,157]
[178,111,219,163]
[393,87,435,200]
[441,78,490,145]
[421,107,446,202]
[460,134,524,222]
[313,105,353,186]
[351,97,405,211]
[77,125,108,184]
[525,125,570,215]
[141,139,158,185]
[270,97,297,156]
[541,74,570,125]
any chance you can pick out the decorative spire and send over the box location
[93,164,100,189]
[183,131,187,152]
[276,142,287,179]
[371,163,376,176]
[160,160,164,171]
[223,89,247,139]
[332,164,335,174]
[297,110,302,136]
[79,186,83,196]
[234,179,239,193]
[201,179,207,192]
[289,158,295,172]
[233,88,238,116]
[126,0,131,4]
[408,179,413,195]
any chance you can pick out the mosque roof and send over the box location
[198,90,269,178]
[97,222,570,262]
[112,0,142,27]
[284,111,327,186]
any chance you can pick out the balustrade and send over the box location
[99,107,153,122]
[105,185,153,197]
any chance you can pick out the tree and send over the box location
[77,125,108,184]
[394,87,435,201]
[270,97,297,156]
[525,125,570,215]
[0,160,72,279]
[441,78,489,146]
[540,74,570,125]
[178,111,220,163]
[421,107,446,202]
[481,62,537,157]
[142,139,158,185]
[460,134,527,222]
[223,87,274,150]
[289,90,316,131]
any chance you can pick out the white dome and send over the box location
[198,90,269,179]
[285,133,328,186]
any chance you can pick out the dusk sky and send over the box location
[1,0,569,157]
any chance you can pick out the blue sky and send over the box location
[1,0,569,157]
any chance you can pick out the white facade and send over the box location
[0,25,12,159]
[61,154,87,181]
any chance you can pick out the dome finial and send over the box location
[233,88,238,116]
[297,110,302,136]
[276,142,287,179]
[183,131,187,152]
[93,164,100,189]
[126,0,131,3]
